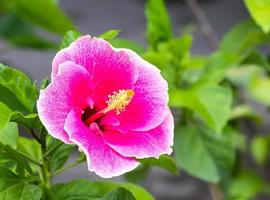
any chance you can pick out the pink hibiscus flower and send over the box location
[37,36,174,178]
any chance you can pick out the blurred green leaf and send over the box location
[244,0,270,33]
[0,63,38,112]
[51,179,154,200]
[174,124,236,183]
[0,102,12,129]
[7,0,76,34]
[103,188,136,200]
[170,84,232,133]
[251,136,269,166]
[146,0,172,49]
[220,20,270,55]
[99,29,121,40]
[227,170,266,199]
[0,12,56,49]
[110,38,146,55]
[0,166,42,200]
[0,122,18,149]
[139,155,179,175]
[59,30,81,49]
[229,104,262,123]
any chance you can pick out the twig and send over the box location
[29,129,41,144]
[186,0,219,50]
[207,184,224,200]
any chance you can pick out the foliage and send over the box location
[0,0,270,199]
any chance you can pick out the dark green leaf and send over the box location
[47,135,74,173]
[139,155,179,175]
[0,122,18,149]
[9,112,42,130]
[0,63,38,112]
[102,188,136,200]
[59,30,81,49]
[99,29,121,40]
[124,164,150,184]
[7,0,75,34]
[51,179,154,200]
[174,124,236,183]
[145,0,172,48]
[0,167,42,200]
[244,0,270,33]
[170,84,232,133]
[0,142,32,176]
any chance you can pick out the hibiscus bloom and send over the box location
[37,36,174,178]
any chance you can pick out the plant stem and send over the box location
[186,0,219,50]
[207,183,224,200]
[29,129,41,144]
[40,128,51,188]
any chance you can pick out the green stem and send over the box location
[40,128,51,188]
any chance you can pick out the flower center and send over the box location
[82,89,135,126]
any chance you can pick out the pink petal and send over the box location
[37,62,91,144]
[115,49,169,131]
[52,36,138,108]
[104,109,174,159]
[64,109,139,178]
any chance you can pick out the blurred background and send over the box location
[0,0,261,199]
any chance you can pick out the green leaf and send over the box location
[124,165,150,184]
[0,142,32,176]
[251,136,269,166]
[145,0,172,48]
[59,30,81,49]
[7,0,76,34]
[0,64,38,112]
[244,0,270,33]
[139,155,179,175]
[0,122,18,149]
[0,102,12,129]
[17,137,41,163]
[51,179,154,200]
[170,84,232,133]
[0,166,42,200]
[47,135,74,173]
[0,12,56,49]
[174,124,236,183]
[99,29,121,40]
[103,188,136,200]
[9,112,42,130]
[17,137,42,173]
[110,38,146,55]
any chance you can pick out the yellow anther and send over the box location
[106,89,135,114]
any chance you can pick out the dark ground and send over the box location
[0,0,250,199]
